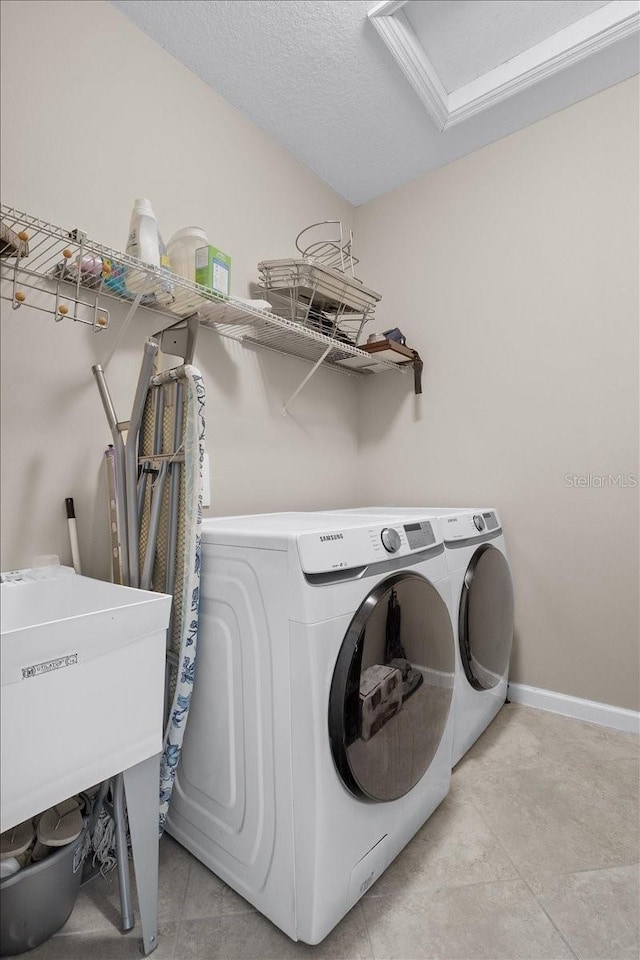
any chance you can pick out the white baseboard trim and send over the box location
[422,666,455,690]
[507,682,640,735]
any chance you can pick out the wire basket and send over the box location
[257,257,380,346]
[294,220,359,276]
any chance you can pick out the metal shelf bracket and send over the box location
[154,313,199,366]
[282,344,334,417]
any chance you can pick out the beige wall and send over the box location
[0,0,360,579]
[354,78,640,711]
[1,3,638,712]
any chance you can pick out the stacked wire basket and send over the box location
[257,221,381,346]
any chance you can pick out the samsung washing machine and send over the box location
[166,511,456,944]
[325,508,515,768]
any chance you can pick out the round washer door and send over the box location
[459,544,514,691]
[329,572,455,803]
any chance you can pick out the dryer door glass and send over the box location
[459,544,514,691]
[329,572,454,803]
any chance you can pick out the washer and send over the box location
[324,508,515,767]
[166,512,456,944]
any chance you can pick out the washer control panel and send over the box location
[297,518,440,574]
[403,521,436,550]
[442,511,501,543]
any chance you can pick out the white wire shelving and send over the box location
[0,205,408,391]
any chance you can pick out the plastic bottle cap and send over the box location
[133,198,154,216]
[167,227,209,247]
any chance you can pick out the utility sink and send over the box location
[0,569,171,832]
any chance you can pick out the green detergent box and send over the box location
[195,245,231,296]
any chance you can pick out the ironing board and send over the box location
[137,362,206,830]
[92,321,205,954]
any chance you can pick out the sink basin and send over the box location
[1,570,171,832]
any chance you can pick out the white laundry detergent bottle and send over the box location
[125,198,172,303]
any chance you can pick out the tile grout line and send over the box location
[458,758,613,960]
[179,856,193,917]
[462,788,525,882]
[462,763,640,882]
[171,848,195,958]
[519,860,640,883]
[362,874,588,960]
[363,867,613,930]
[449,718,639,959]
[521,876,580,960]
[463,782,586,891]
[358,898,376,960]
[364,874,533,902]
[459,781,583,958]
[403,787,584,960]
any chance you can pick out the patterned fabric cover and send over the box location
[158,366,205,833]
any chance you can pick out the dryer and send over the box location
[325,508,514,768]
[166,512,456,944]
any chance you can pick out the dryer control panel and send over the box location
[403,521,437,550]
[441,511,501,543]
[297,519,439,574]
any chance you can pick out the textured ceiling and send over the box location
[111,0,639,204]
[405,0,610,92]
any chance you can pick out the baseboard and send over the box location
[507,682,640,735]
[423,667,455,690]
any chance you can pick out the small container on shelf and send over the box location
[167,227,209,282]
[195,244,231,296]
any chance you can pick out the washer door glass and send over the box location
[329,572,455,803]
[459,544,514,691]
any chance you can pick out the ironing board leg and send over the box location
[123,753,161,956]
[113,774,134,932]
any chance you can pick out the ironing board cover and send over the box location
[158,366,205,832]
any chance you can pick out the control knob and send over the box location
[473,514,485,532]
[381,527,402,553]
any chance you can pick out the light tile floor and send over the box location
[24,704,639,959]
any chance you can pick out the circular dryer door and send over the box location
[459,544,514,691]
[329,572,455,803]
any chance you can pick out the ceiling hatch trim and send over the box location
[369,0,640,131]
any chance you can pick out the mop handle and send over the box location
[65,497,82,575]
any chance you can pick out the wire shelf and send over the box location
[0,204,405,377]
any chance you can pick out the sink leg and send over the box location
[113,774,135,932]
[123,753,161,956]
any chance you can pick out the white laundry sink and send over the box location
[0,570,171,832]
